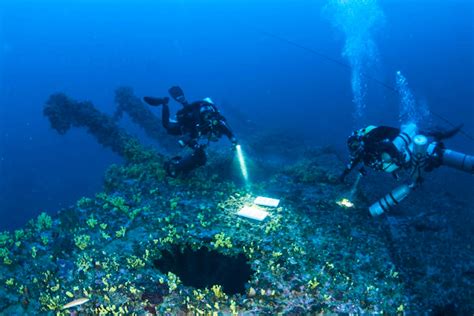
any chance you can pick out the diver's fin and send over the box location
[143,96,169,106]
[427,124,464,141]
[168,86,188,106]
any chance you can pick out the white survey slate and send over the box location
[236,206,269,221]
[254,196,280,208]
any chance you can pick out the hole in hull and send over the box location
[154,246,253,295]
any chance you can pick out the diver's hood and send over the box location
[356,125,377,137]
[202,97,214,105]
[347,125,377,153]
[200,98,219,116]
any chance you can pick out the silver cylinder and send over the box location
[392,123,418,164]
[441,149,474,174]
[412,134,428,157]
[369,184,412,216]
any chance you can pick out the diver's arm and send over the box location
[165,121,182,136]
[218,119,238,145]
[367,126,401,142]
[378,141,406,165]
[340,156,361,182]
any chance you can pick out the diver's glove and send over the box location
[188,139,200,150]
[339,168,350,183]
[143,96,169,106]
[230,137,238,150]
[178,137,200,149]
[168,86,188,106]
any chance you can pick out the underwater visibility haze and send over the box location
[0,0,473,314]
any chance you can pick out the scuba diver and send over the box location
[143,86,238,177]
[339,125,407,182]
[340,123,473,216]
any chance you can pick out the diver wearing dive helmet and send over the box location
[144,86,238,177]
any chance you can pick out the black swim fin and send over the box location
[426,124,464,141]
[143,96,169,106]
[168,86,188,106]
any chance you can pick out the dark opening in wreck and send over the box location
[154,246,253,295]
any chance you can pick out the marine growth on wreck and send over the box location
[1,88,471,315]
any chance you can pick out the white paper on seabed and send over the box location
[254,196,280,208]
[237,206,269,221]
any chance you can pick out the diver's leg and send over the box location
[424,124,463,141]
[165,146,207,177]
[194,146,207,167]
[161,103,171,129]
[161,104,181,135]
[143,96,169,106]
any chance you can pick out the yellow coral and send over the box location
[0,232,11,246]
[308,277,320,289]
[213,232,233,249]
[126,255,145,269]
[211,284,226,299]
[74,234,91,250]
[31,246,37,258]
[36,212,53,231]
[115,226,126,238]
[0,247,12,264]
[86,215,98,228]
[77,197,93,209]
[167,272,181,291]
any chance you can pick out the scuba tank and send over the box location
[369,132,424,217]
[409,134,430,180]
[381,123,418,173]
[368,129,473,216]
[369,184,412,216]
[441,149,474,173]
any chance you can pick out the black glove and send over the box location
[143,96,169,106]
[339,169,350,183]
[230,137,238,149]
[168,86,188,105]
[188,139,200,150]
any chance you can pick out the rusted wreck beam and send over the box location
[114,87,177,151]
[43,93,147,161]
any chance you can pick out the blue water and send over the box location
[0,0,473,229]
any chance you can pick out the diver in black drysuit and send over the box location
[144,86,238,177]
[340,124,464,182]
[340,126,404,182]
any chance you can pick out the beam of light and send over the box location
[236,144,249,182]
[349,173,362,200]
[336,173,361,210]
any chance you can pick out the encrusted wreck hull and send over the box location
[0,90,472,315]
